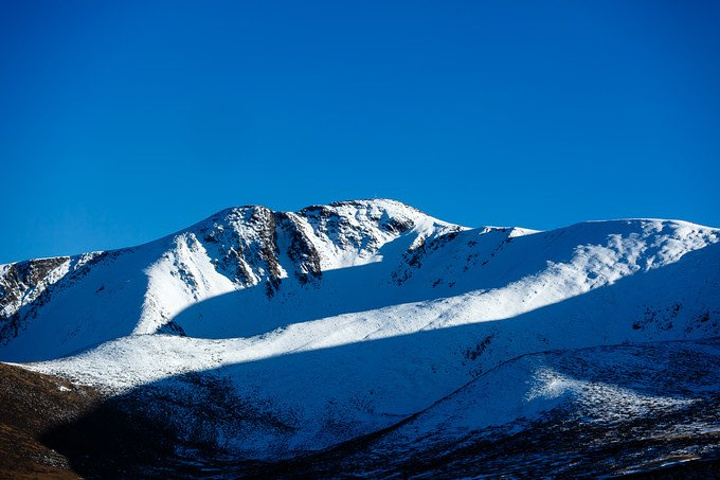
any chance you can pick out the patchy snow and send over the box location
[525,368,695,420]
[351,338,720,470]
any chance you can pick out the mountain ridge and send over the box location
[1,198,720,476]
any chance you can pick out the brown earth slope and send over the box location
[0,362,101,479]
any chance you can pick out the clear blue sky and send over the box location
[1,1,718,263]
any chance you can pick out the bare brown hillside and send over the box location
[0,362,101,479]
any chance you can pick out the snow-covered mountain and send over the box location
[2,199,719,477]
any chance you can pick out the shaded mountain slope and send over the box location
[338,337,720,478]
[35,338,720,479]
[0,362,100,479]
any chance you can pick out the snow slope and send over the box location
[311,338,720,478]
[1,199,720,465]
[0,200,459,361]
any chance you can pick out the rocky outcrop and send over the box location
[0,257,69,343]
[0,251,120,344]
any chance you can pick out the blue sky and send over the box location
[1,1,718,263]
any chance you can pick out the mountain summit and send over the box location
[1,199,720,477]
[1,199,463,360]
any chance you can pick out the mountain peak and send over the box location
[2,200,720,477]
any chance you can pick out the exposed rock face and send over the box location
[275,211,323,286]
[1,258,69,320]
[183,200,451,302]
[196,205,283,291]
[0,252,117,345]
